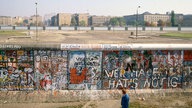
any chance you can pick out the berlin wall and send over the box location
[0,44,192,91]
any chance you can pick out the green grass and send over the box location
[160,32,192,38]
[0,30,25,36]
[130,101,158,108]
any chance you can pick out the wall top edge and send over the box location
[0,44,192,50]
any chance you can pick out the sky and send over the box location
[0,0,192,17]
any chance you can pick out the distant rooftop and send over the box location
[142,12,152,15]
[0,16,11,18]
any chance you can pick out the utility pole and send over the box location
[35,2,38,41]
[136,6,140,39]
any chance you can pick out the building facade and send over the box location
[0,16,12,26]
[143,14,170,23]
[44,13,56,26]
[51,15,58,26]
[12,16,23,26]
[91,16,111,26]
[57,13,71,26]
[76,13,89,26]
[124,12,183,27]
[28,15,43,26]
[182,15,192,26]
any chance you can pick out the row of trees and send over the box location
[107,12,178,27]
[108,17,126,27]
[71,16,126,27]
[70,17,86,26]
[13,19,44,26]
[72,16,127,27]
[144,20,171,27]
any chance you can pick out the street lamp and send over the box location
[35,2,38,41]
[136,6,140,39]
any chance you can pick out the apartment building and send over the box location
[143,13,170,23]
[90,16,111,26]
[0,16,12,26]
[124,12,183,26]
[57,13,71,26]
[76,13,89,26]
[12,16,23,26]
[51,15,58,26]
[44,13,56,26]
[28,15,42,26]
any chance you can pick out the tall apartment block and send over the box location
[0,16,12,26]
[57,13,72,26]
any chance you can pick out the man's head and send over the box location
[122,89,126,94]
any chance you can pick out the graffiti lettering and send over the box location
[104,69,118,78]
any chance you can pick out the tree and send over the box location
[171,10,176,27]
[157,20,165,27]
[109,17,126,27]
[71,17,77,26]
[118,17,126,27]
[30,23,35,26]
[79,20,86,26]
[166,21,171,27]
[145,21,151,26]
[103,21,110,26]
[109,18,119,26]
[151,22,157,27]
[23,19,29,26]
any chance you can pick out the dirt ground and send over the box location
[1,30,192,45]
[1,91,192,108]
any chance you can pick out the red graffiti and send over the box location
[40,75,52,88]
[70,68,87,84]
[184,50,192,61]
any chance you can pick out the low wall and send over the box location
[0,89,192,103]
[0,26,192,31]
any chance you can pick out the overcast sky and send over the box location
[0,0,192,17]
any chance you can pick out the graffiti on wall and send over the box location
[183,50,192,88]
[0,50,34,90]
[86,51,102,89]
[34,50,68,90]
[103,51,120,89]
[0,49,192,90]
[102,50,188,89]
[68,51,87,89]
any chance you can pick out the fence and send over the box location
[0,26,192,31]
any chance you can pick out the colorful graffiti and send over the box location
[103,51,119,89]
[0,50,192,90]
[68,51,87,90]
[102,50,191,89]
[86,51,102,90]
[68,51,102,90]
[34,50,68,90]
[0,50,34,90]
